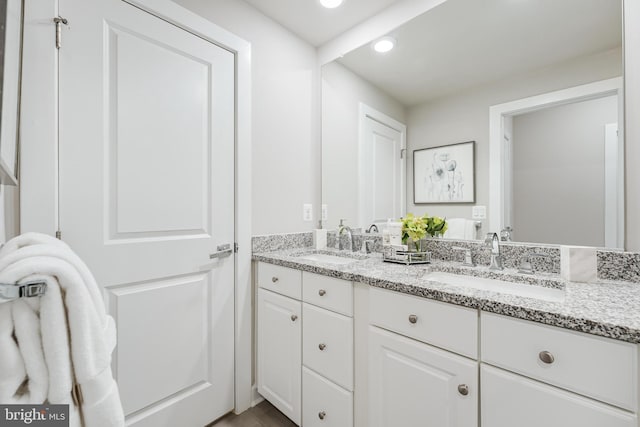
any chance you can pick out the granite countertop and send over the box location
[253,248,640,344]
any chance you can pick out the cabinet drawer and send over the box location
[303,303,354,391]
[481,365,637,427]
[369,287,478,358]
[481,312,637,411]
[258,262,302,300]
[303,367,353,427]
[302,272,353,316]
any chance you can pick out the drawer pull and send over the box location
[318,411,326,420]
[318,289,326,296]
[318,343,327,351]
[458,384,469,396]
[271,276,279,283]
[290,314,298,322]
[539,350,555,364]
[408,314,418,324]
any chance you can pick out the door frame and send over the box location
[489,77,623,247]
[358,103,406,227]
[19,0,253,414]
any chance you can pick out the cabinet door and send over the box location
[369,326,477,427]
[481,365,637,427]
[257,288,301,425]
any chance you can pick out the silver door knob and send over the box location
[318,343,326,351]
[408,314,418,324]
[290,314,298,322]
[318,411,326,420]
[272,277,279,283]
[539,351,555,364]
[318,289,326,296]
[458,384,469,396]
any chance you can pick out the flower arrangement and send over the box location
[401,213,448,251]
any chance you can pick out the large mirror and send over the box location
[321,0,623,248]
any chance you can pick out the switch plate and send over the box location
[321,204,328,221]
[472,205,487,219]
[303,204,313,221]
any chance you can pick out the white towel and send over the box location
[0,232,124,427]
[443,218,477,240]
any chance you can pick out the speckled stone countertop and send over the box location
[253,248,640,344]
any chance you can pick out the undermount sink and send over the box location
[293,250,367,265]
[424,271,565,302]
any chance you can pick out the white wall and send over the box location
[0,185,19,242]
[512,95,617,246]
[322,61,406,229]
[406,47,622,231]
[175,0,318,235]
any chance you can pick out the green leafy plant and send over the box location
[401,213,448,251]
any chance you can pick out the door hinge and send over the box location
[234,243,239,253]
[55,230,62,240]
[53,16,69,49]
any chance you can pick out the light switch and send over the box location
[303,204,313,221]
[472,205,487,219]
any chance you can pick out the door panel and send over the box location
[59,0,235,425]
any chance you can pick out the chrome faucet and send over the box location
[337,219,354,251]
[366,224,379,233]
[484,232,503,270]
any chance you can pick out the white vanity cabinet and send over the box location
[368,287,478,427]
[481,312,638,427]
[257,263,354,427]
[257,265,303,425]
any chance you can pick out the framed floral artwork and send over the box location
[413,141,475,204]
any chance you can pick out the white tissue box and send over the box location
[560,245,597,283]
[313,229,327,250]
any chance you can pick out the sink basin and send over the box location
[424,271,564,302]
[295,253,357,265]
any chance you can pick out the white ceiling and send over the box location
[337,0,623,106]
[241,0,405,46]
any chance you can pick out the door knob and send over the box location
[408,314,418,324]
[318,343,327,351]
[272,277,279,283]
[290,314,298,322]
[539,351,555,364]
[318,289,326,296]
[318,411,326,420]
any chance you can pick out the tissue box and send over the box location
[560,245,597,283]
[313,229,327,250]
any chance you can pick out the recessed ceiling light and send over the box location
[373,36,396,53]
[320,0,343,8]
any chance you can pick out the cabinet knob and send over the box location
[272,276,279,283]
[318,289,326,296]
[458,384,469,396]
[319,343,327,351]
[539,350,555,364]
[318,411,326,420]
[290,314,298,322]
[408,314,418,324]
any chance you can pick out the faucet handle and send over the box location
[452,246,475,266]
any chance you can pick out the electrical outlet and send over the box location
[321,204,328,221]
[472,205,487,220]
[303,204,313,221]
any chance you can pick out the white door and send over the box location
[359,105,405,227]
[58,0,235,425]
[257,288,302,425]
[369,326,477,427]
[481,365,637,427]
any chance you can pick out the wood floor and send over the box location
[208,401,298,427]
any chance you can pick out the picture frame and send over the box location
[413,141,475,204]
[0,0,23,185]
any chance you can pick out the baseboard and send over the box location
[251,385,264,407]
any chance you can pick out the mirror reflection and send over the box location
[321,0,623,248]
